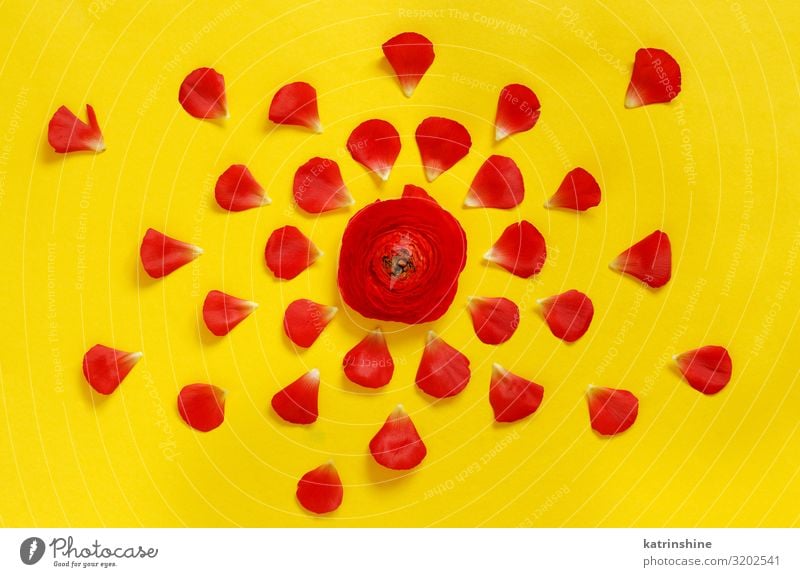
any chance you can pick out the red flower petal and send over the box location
[343,329,394,388]
[293,157,353,214]
[467,297,520,345]
[297,462,343,515]
[382,32,435,97]
[369,405,427,470]
[347,119,401,181]
[268,82,321,132]
[48,105,105,153]
[546,167,601,211]
[140,228,202,279]
[674,346,732,395]
[178,384,226,432]
[215,164,270,212]
[271,369,320,425]
[415,331,471,398]
[178,67,227,119]
[625,48,682,109]
[484,221,546,278]
[610,230,672,288]
[82,345,142,395]
[538,290,594,343]
[489,364,544,423]
[465,155,524,209]
[415,117,471,182]
[202,290,258,336]
[264,226,321,280]
[401,184,436,203]
[586,385,638,436]
[283,299,337,348]
[495,84,541,141]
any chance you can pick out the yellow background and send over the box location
[1,0,798,527]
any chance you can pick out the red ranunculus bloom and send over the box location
[338,196,467,324]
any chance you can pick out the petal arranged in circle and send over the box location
[416,331,471,398]
[48,105,105,153]
[272,369,320,425]
[415,117,471,182]
[179,67,227,119]
[546,167,601,211]
[610,230,672,288]
[202,291,258,336]
[178,384,226,432]
[489,364,544,423]
[140,228,202,279]
[625,48,682,109]
[296,462,343,515]
[283,299,337,348]
[265,226,321,280]
[293,157,353,213]
[465,155,524,209]
[674,346,732,395]
[401,184,436,203]
[538,290,594,343]
[215,164,271,211]
[495,83,540,141]
[369,405,426,470]
[343,329,394,388]
[347,119,401,181]
[586,385,638,436]
[484,221,546,278]
[467,297,520,345]
[82,345,142,395]
[269,81,321,132]
[382,32,435,97]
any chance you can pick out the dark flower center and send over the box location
[383,247,415,278]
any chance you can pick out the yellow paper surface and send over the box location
[1,0,798,527]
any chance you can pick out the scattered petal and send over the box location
[415,117,471,182]
[264,226,321,280]
[401,184,436,203]
[467,297,520,345]
[382,32,435,97]
[48,105,105,153]
[674,346,732,395]
[293,157,353,213]
[489,364,544,423]
[369,405,426,470]
[343,329,394,388]
[269,82,321,132]
[82,345,142,395]
[610,230,672,288]
[272,369,320,425]
[178,67,227,119]
[140,228,202,279]
[546,167,601,211]
[283,299,337,348]
[484,221,546,278]
[215,164,270,211]
[178,383,226,432]
[297,462,343,514]
[495,84,540,141]
[202,290,257,336]
[416,331,470,398]
[586,385,638,436]
[347,119,401,181]
[465,155,524,209]
[625,48,682,108]
[538,290,594,343]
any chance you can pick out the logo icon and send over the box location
[19,537,45,565]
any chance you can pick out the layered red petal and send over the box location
[610,230,672,288]
[587,386,638,436]
[202,290,257,336]
[48,105,105,153]
[347,119,401,181]
[297,462,343,515]
[82,345,142,395]
[382,32,435,97]
[293,157,353,213]
[675,346,732,395]
[178,67,227,119]
[546,167,601,211]
[178,383,226,432]
[283,299,337,348]
[495,84,541,141]
[401,184,436,203]
[538,290,594,343]
[264,226,321,280]
[625,48,682,109]
[369,405,427,470]
[343,329,394,388]
[271,369,320,425]
[140,228,202,278]
[484,221,546,278]
[465,155,524,209]
[269,82,321,132]
[489,364,544,423]
[415,331,471,398]
[467,297,520,345]
[415,117,471,182]
[215,164,270,211]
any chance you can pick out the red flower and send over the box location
[337,196,466,324]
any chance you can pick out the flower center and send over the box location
[383,247,415,278]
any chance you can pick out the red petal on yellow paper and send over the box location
[495,84,540,141]
[269,82,321,132]
[271,369,320,425]
[467,297,520,345]
[293,157,353,213]
[415,117,471,182]
[347,119,401,181]
[179,67,227,119]
[178,384,226,432]
[416,331,470,398]
[202,290,257,336]
[586,385,638,436]
[82,345,142,395]
[465,155,524,209]
[215,164,270,211]
[140,228,202,278]
[625,48,681,109]
[546,167,601,211]
[283,299,337,348]
[538,290,594,343]
[297,462,343,514]
[489,364,544,423]
[369,405,426,470]
[48,105,105,153]
[675,346,732,395]
[343,329,394,388]
[264,226,321,280]
[484,221,546,278]
[610,230,672,288]
[382,32,435,97]
[401,184,436,203]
